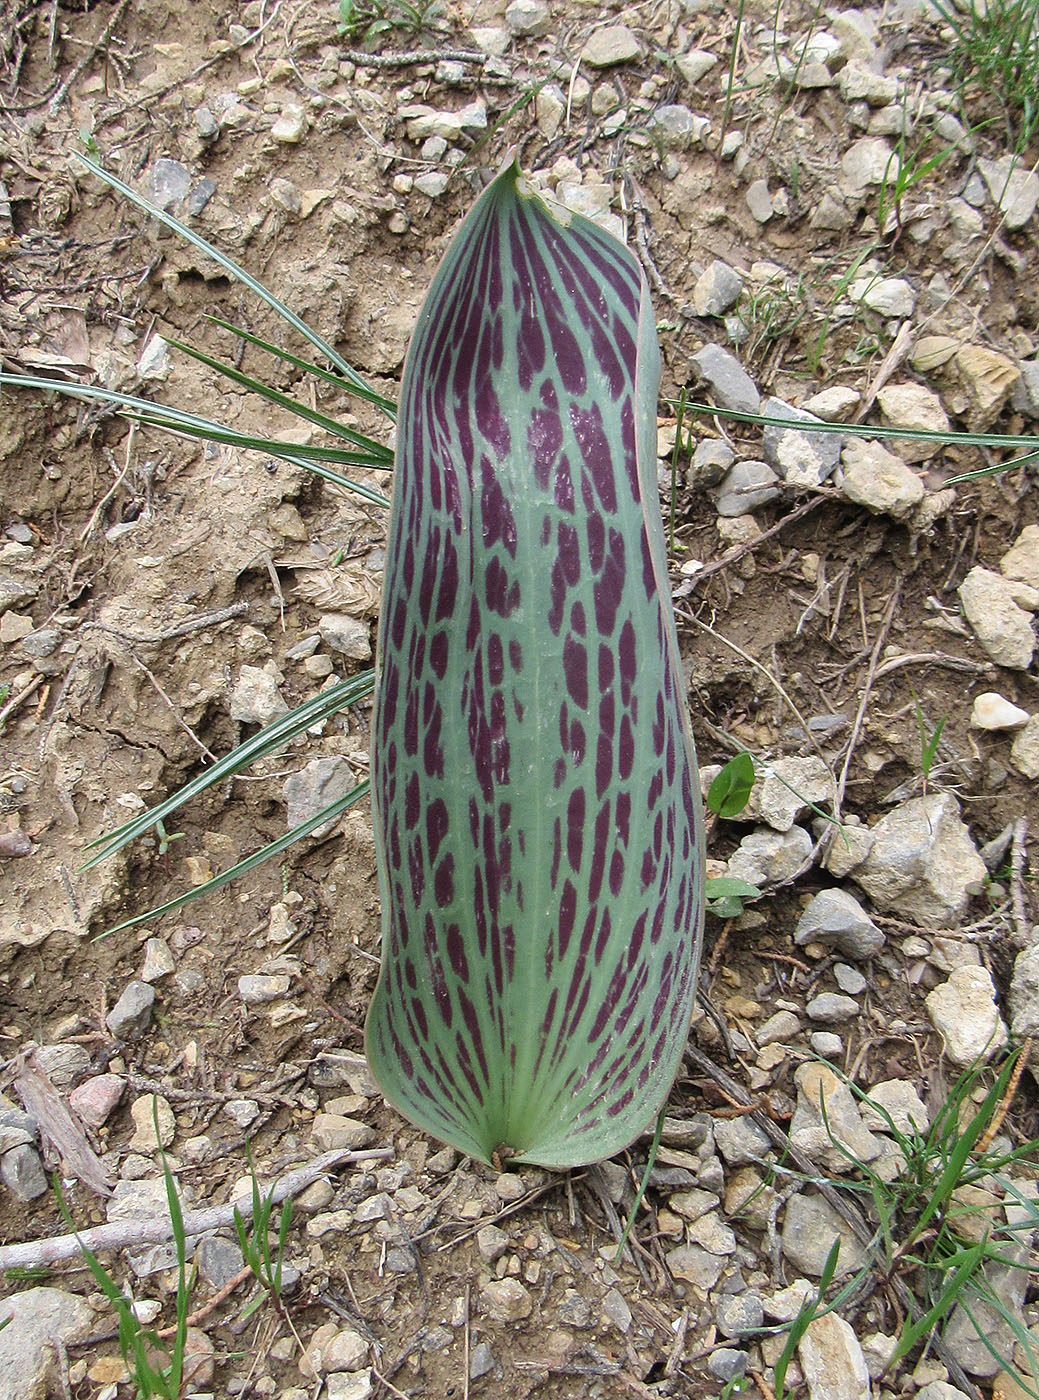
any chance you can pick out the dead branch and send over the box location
[0,1147,393,1271]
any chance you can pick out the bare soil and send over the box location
[1,1,1038,1397]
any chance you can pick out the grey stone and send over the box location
[149,158,191,211]
[19,628,60,657]
[714,460,781,516]
[0,575,36,613]
[1012,358,1039,417]
[327,1372,374,1400]
[790,1062,882,1166]
[712,1114,772,1166]
[666,1244,725,1290]
[715,1292,763,1337]
[187,179,216,216]
[806,992,860,1022]
[677,49,718,84]
[690,438,735,487]
[960,566,1035,669]
[469,1343,497,1379]
[650,105,707,150]
[193,106,220,139]
[686,1210,736,1254]
[272,104,307,143]
[744,756,832,831]
[137,334,170,380]
[693,260,744,317]
[106,981,155,1039]
[140,937,174,983]
[833,963,866,994]
[859,1079,930,1135]
[746,179,774,223]
[1,1144,47,1200]
[798,1313,871,1400]
[708,1349,748,1382]
[690,343,760,414]
[926,965,1008,1065]
[1002,524,1039,589]
[318,613,371,661]
[0,1108,36,1154]
[33,1044,89,1088]
[761,397,842,487]
[943,1242,1029,1375]
[876,382,950,461]
[782,1194,868,1277]
[230,666,290,724]
[224,1097,259,1129]
[601,1287,632,1331]
[978,155,1039,229]
[270,178,301,214]
[841,136,898,190]
[856,273,918,317]
[582,25,640,67]
[851,792,986,927]
[838,60,899,105]
[558,1290,592,1327]
[285,756,355,832]
[505,0,549,36]
[238,973,290,1004]
[794,888,885,959]
[839,439,924,519]
[196,1234,245,1290]
[414,172,450,198]
[1010,944,1039,1038]
[757,1009,801,1044]
[726,825,813,887]
[810,1031,844,1057]
[476,1224,509,1263]
[0,1287,95,1400]
[312,1113,374,1151]
[480,1278,531,1322]
[1011,714,1039,777]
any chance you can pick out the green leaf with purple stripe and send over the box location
[365,161,705,1169]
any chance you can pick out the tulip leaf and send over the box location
[707,751,756,819]
[365,160,705,1168]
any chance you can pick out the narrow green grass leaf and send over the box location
[205,314,397,418]
[365,162,705,1168]
[0,373,391,508]
[76,154,383,406]
[83,672,375,869]
[97,779,371,935]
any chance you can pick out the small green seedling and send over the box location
[704,875,762,919]
[911,690,947,790]
[153,818,186,877]
[707,752,756,819]
[58,1140,191,1399]
[233,1146,294,1319]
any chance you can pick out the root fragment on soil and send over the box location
[0,1146,393,1271]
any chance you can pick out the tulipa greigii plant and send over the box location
[364,160,705,1168]
[1,153,709,1171]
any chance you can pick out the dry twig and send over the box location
[0,1147,392,1271]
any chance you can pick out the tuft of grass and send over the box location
[56,1131,299,1398]
[911,689,948,792]
[928,0,1039,150]
[336,0,445,48]
[762,1047,1039,1396]
[57,1149,191,1399]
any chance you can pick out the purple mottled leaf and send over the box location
[366,161,705,1168]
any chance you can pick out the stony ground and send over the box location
[1,0,1039,1398]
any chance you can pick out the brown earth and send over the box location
[1,1,1038,1397]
